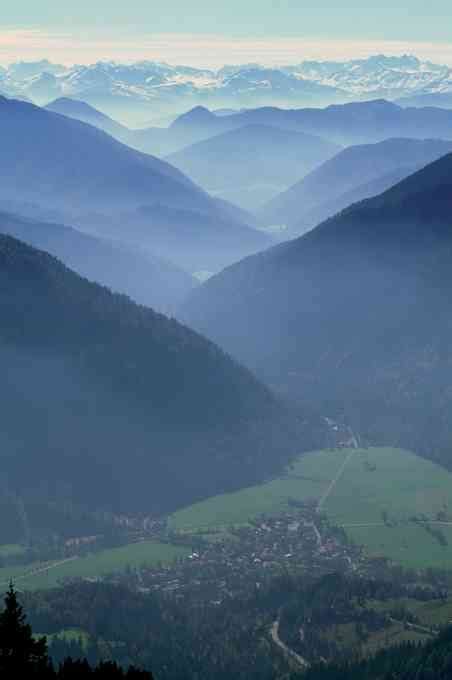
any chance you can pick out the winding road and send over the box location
[270,619,310,669]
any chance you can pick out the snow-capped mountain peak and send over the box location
[1,54,452,124]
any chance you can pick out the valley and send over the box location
[169,446,452,570]
[3,24,452,677]
[3,444,452,595]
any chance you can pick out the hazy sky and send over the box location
[1,0,452,66]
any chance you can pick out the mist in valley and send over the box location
[2,3,452,677]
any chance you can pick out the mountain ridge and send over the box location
[0,210,196,314]
[166,124,340,211]
[3,55,452,124]
[182,153,452,470]
[260,137,452,230]
[0,232,308,536]
[0,95,270,272]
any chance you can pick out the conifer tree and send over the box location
[0,584,153,678]
[0,582,51,676]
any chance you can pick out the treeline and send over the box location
[0,233,306,532]
[3,571,451,680]
[278,571,444,663]
[298,627,452,680]
[0,488,126,566]
[25,580,288,680]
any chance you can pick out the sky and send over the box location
[1,0,452,67]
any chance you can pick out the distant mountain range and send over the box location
[40,95,452,232]
[169,100,452,148]
[0,96,269,273]
[285,54,452,100]
[166,124,340,211]
[183,153,452,470]
[45,96,129,140]
[73,98,450,163]
[2,55,452,125]
[0,233,306,537]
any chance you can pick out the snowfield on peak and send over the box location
[2,55,452,124]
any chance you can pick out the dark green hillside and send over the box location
[300,627,452,680]
[183,153,452,470]
[0,234,305,537]
[21,574,452,680]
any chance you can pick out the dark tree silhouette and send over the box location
[0,582,50,676]
[0,585,153,678]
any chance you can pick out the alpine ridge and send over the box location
[0,234,305,536]
[183,153,452,470]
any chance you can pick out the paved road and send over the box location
[305,521,322,547]
[341,523,386,528]
[270,619,310,669]
[342,521,452,528]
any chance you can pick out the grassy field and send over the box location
[324,447,452,567]
[0,541,188,591]
[169,448,346,531]
[324,447,452,524]
[0,544,26,558]
[38,628,91,647]
[2,447,451,588]
[345,524,452,569]
[370,597,452,628]
[362,623,427,655]
[169,447,452,569]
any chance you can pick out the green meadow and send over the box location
[0,541,188,591]
[0,544,26,558]
[169,448,348,531]
[3,446,452,589]
[170,447,452,569]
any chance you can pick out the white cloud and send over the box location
[1,28,452,68]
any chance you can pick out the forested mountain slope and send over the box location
[0,210,196,313]
[261,137,452,230]
[0,234,305,537]
[301,627,452,680]
[183,153,452,468]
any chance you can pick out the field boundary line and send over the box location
[0,556,79,587]
[316,430,359,513]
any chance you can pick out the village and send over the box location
[113,505,363,603]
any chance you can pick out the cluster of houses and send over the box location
[121,507,362,603]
